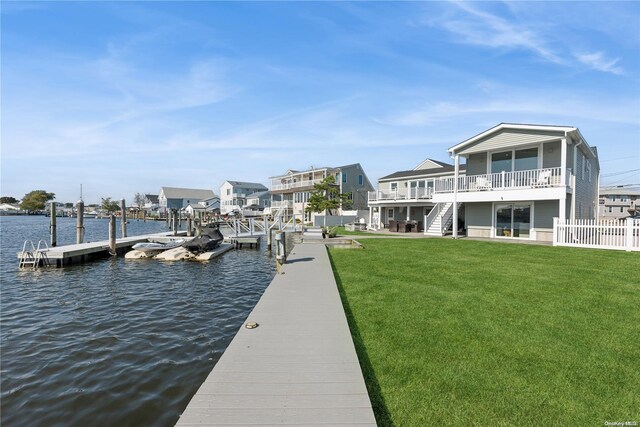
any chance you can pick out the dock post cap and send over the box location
[245,321,259,329]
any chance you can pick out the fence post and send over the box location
[552,217,558,246]
[625,218,633,252]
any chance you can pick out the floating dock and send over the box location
[175,243,376,426]
[17,232,187,268]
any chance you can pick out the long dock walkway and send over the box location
[176,243,376,426]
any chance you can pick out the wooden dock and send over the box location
[17,231,187,267]
[175,243,376,426]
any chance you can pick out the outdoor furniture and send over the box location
[532,170,552,187]
[397,221,408,233]
[388,220,398,232]
[476,176,492,190]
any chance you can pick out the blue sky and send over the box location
[2,1,639,203]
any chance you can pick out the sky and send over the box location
[2,1,639,204]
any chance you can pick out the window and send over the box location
[608,206,612,213]
[491,151,513,173]
[226,189,231,196]
[581,153,586,180]
[358,174,363,185]
[586,162,592,182]
[342,173,347,183]
[620,207,624,213]
[515,147,538,171]
[388,208,394,220]
[390,182,398,191]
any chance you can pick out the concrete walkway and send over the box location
[176,243,376,426]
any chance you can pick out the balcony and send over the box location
[369,187,433,203]
[271,178,327,192]
[434,167,565,193]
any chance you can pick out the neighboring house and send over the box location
[368,159,466,233]
[599,187,640,219]
[219,181,268,215]
[270,163,374,222]
[158,187,217,212]
[144,194,159,210]
[369,123,600,243]
[185,197,220,217]
[244,191,270,216]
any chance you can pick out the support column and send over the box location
[50,203,57,247]
[369,207,372,230]
[120,199,127,238]
[453,154,459,239]
[76,200,84,244]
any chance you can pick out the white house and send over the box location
[219,181,268,215]
[159,187,217,212]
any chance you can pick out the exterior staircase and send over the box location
[424,202,459,236]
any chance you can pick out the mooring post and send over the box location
[165,210,169,226]
[275,231,286,273]
[178,210,182,228]
[50,202,57,247]
[187,217,192,237]
[143,210,146,222]
[172,209,178,236]
[120,199,127,238]
[76,200,84,244]
[109,214,116,255]
[267,228,272,250]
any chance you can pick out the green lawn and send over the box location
[328,239,640,426]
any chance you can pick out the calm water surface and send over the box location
[1,216,275,426]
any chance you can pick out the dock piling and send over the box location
[187,217,192,237]
[120,199,127,238]
[275,231,286,273]
[109,215,116,255]
[50,203,57,247]
[76,200,84,244]
[172,209,178,236]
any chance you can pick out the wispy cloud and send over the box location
[574,52,624,75]
[430,1,626,75]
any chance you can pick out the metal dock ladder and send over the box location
[19,240,51,270]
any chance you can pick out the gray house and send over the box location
[599,187,640,219]
[440,123,600,241]
[158,187,217,212]
[369,123,601,242]
[270,163,374,223]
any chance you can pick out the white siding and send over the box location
[457,129,565,155]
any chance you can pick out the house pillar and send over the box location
[369,206,373,229]
[406,205,411,221]
[453,154,459,238]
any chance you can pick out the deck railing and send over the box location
[271,179,327,191]
[434,167,565,193]
[553,218,639,251]
[368,187,433,202]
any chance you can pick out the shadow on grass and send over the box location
[328,252,395,427]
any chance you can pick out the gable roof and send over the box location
[145,194,159,203]
[160,187,216,200]
[225,181,268,190]
[379,161,466,181]
[246,190,270,198]
[448,123,597,160]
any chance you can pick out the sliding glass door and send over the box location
[495,204,531,238]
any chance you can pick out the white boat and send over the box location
[132,238,186,255]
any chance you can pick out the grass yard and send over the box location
[328,239,640,426]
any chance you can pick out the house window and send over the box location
[390,182,398,191]
[581,153,586,180]
[620,207,624,213]
[388,208,394,220]
[358,175,363,185]
[608,206,612,213]
[586,162,592,182]
[342,173,347,183]
[515,147,538,171]
[226,189,231,196]
[491,151,513,173]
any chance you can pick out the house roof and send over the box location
[145,194,159,203]
[379,160,466,182]
[246,190,270,198]
[448,123,598,160]
[160,187,216,200]
[600,187,640,196]
[225,181,268,190]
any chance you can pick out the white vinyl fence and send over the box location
[553,218,640,252]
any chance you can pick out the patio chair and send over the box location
[532,170,552,187]
[476,176,492,190]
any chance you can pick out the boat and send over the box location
[132,238,186,255]
[181,227,224,253]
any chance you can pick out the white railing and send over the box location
[368,187,433,202]
[434,167,564,193]
[270,200,291,209]
[271,179,326,191]
[553,218,639,251]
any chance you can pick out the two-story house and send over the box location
[435,123,600,242]
[219,181,268,215]
[159,187,217,213]
[599,187,640,219]
[368,159,466,233]
[270,164,374,223]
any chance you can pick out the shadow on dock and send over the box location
[328,251,395,427]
